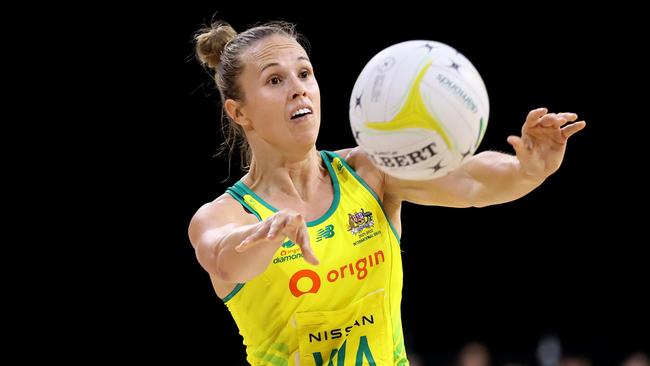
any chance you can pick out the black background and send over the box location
[109,4,648,365]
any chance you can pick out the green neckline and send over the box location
[233,150,341,227]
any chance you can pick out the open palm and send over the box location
[507,108,586,179]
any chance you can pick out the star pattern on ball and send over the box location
[428,161,445,173]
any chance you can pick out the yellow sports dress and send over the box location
[224,150,407,366]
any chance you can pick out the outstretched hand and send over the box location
[235,210,320,265]
[507,107,586,180]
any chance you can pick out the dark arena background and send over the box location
[121,4,648,366]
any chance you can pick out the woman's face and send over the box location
[233,35,321,153]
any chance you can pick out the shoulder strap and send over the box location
[226,181,277,221]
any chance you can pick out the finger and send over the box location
[267,215,286,240]
[550,113,577,129]
[300,225,310,247]
[236,236,263,252]
[524,107,548,128]
[283,218,318,264]
[561,121,586,139]
[557,112,578,122]
[283,213,304,241]
[507,135,527,156]
[297,230,319,265]
[538,114,559,127]
[236,224,268,252]
[283,218,303,247]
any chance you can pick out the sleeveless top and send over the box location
[224,150,408,365]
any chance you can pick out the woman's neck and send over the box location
[244,147,328,202]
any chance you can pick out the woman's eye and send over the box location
[269,77,281,85]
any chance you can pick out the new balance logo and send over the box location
[316,224,335,242]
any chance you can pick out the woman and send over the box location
[188,20,585,366]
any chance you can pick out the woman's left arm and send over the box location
[383,107,587,207]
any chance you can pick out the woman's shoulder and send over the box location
[190,193,258,233]
[331,147,385,198]
[332,147,366,169]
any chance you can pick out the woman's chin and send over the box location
[291,127,319,147]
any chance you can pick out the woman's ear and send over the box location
[224,99,250,127]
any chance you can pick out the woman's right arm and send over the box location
[188,194,319,284]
